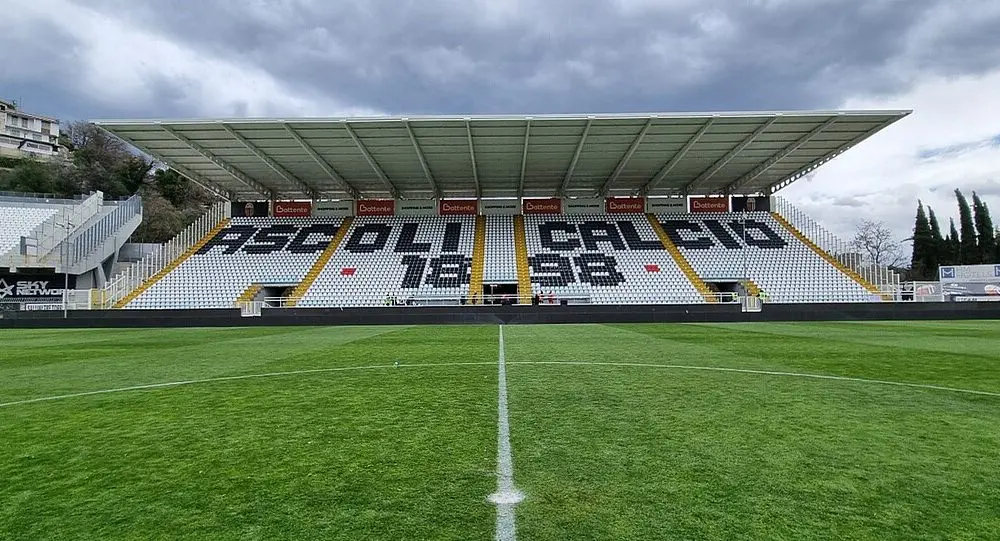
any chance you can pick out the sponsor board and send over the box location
[481,199,520,215]
[313,200,353,217]
[564,198,604,215]
[731,196,772,212]
[231,201,270,217]
[397,199,438,216]
[605,197,646,214]
[939,264,1000,281]
[273,200,312,217]
[439,199,478,215]
[689,196,730,213]
[645,197,687,213]
[940,281,1000,297]
[0,273,75,300]
[523,198,562,214]
[356,199,396,216]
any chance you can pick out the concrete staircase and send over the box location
[469,215,487,304]
[513,215,533,305]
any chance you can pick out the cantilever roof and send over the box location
[92,110,910,201]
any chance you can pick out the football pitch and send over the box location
[2,321,999,540]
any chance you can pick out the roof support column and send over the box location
[464,119,481,198]
[402,119,439,198]
[517,118,532,198]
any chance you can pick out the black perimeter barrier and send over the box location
[2,302,1000,329]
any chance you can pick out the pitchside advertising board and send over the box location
[0,273,75,303]
[525,216,788,288]
[939,264,1000,300]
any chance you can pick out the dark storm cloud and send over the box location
[64,0,1000,117]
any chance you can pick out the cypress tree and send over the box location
[956,189,979,264]
[927,206,944,274]
[948,219,961,266]
[911,201,933,279]
[972,192,996,264]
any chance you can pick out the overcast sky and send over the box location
[2,0,998,246]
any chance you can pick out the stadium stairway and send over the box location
[770,212,888,300]
[513,215,533,304]
[237,283,263,305]
[113,218,231,308]
[286,216,353,307]
[646,214,717,303]
[469,215,487,304]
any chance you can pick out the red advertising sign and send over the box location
[273,200,312,217]
[605,197,646,214]
[522,198,562,214]
[689,197,730,213]
[439,199,478,215]
[356,199,396,216]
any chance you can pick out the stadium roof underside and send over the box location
[92,110,910,201]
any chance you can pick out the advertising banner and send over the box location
[356,199,396,216]
[231,201,270,217]
[273,200,312,218]
[397,199,438,216]
[939,264,1000,281]
[689,196,730,213]
[731,196,772,212]
[564,198,603,215]
[645,197,687,213]
[605,197,646,214]
[481,199,520,215]
[523,198,562,215]
[439,199,478,215]
[313,200,353,217]
[941,282,1000,296]
[0,272,75,302]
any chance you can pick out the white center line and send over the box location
[490,325,522,541]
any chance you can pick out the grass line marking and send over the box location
[510,361,1000,398]
[0,362,496,409]
[490,325,522,541]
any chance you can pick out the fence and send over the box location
[99,201,230,308]
[771,195,902,299]
[0,191,104,268]
[60,194,143,269]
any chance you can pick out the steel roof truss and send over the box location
[402,119,439,198]
[681,117,778,194]
[639,117,715,196]
[723,117,839,194]
[599,117,655,196]
[159,125,273,199]
[221,124,318,199]
[518,119,531,198]
[283,124,359,199]
[343,122,399,198]
[464,119,481,198]
[559,117,594,196]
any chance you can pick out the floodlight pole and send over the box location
[741,210,748,294]
[62,241,68,319]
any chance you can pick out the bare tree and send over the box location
[850,219,906,268]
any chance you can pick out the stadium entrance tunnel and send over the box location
[484,283,519,305]
[706,281,742,303]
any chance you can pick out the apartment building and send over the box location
[0,99,62,159]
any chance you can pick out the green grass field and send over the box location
[2,321,1000,540]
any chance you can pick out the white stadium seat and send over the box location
[0,205,59,254]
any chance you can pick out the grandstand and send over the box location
[3,111,911,312]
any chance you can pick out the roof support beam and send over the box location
[343,122,399,199]
[599,117,655,196]
[722,117,838,195]
[766,117,899,194]
[680,117,777,195]
[97,126,237,200]
[517,119,531,198]
[559,117,593,196]
[464,119,481,198]
[402,119,439,198]
[283,124,359,200]
[640,117,715,196]
[159,125,273,199]
[221,123,318,199]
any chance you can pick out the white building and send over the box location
[0,99,62,159]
